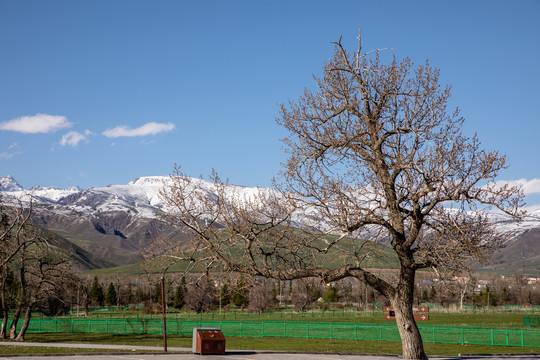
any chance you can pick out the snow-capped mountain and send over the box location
[2,176,164,216]
[1,175,273,222]
[0,175,273,268]
[0,175,23,192]
[0,175,185,267]
[1,175,539,272]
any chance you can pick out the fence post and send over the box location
[306,323,309,338]
[331,324,333,339]
[521,330,524,347]
[491,328,494,346]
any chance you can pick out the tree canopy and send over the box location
[152,33,523,359]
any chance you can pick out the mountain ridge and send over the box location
[1,175,539,273]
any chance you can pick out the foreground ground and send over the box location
[1,342,540,360]
[0,333,539,357]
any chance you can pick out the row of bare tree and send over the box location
[0,197,78,341]
[87,271,539,314]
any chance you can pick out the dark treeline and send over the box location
[78,271,540,314]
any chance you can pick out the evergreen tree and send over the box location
[429,286,437,300]
[232,291,246,307]
[322,285,338,303]
[173,277,186,309]
[232,277,248,307]
[105,283,117,306]
[153,281,162,304]
[219,283,230,307]
[88,276,104,306]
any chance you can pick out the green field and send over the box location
[67,307,539,329]
[2,307,540,356]
[2,333,539,356]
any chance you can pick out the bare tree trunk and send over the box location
[459,283,467,310]
[9,306,21,339]
[0,309,8,339]
[391,267,428,360]
[0,266,9,339]
[0,279,8,339]
[393,299,427,359]
[15,307,31,341]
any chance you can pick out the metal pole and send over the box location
[161,276,167,352]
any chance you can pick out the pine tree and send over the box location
[105,283,117,306]
[219,283,230,307]
[322,285,338,303]
[153,281,162,304]
[232,278,247,307]
[88,276,104,306]
[173,277,186,309]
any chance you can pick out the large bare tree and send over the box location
[1,197,35,339]
[1,196,76,340]
[154,34,523,359]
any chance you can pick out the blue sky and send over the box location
[1,1,539,204]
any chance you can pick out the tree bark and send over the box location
[0,309,8,339]
[9,306,21,339]
[0,266,9,339]
[392,298,427,359]
[15,307,31,341]
[391,266,428,360]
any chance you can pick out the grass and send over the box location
[84,237,401,276]
[2,308,539,356]
[0,344,130,355]
[76,308,533,329]
[3,333,537,356]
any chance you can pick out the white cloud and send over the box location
[60,130,92,147]
[494,178,540,195]
[0,113,72,133]
[102,122,175,138]
[0,143,22,159]
[0,152,15,159]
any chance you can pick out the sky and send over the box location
[1,1,539,204]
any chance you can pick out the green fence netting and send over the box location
[524,316,540,328]
[9,318,540,348]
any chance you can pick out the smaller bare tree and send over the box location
[247,282,272,312]
[291,279,320,311]
[185,275,216,313]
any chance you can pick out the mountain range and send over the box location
[1,175,539,274]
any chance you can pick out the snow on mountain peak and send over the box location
[0,175,81,202]
[127,176,167,187]
[2,175,538,245]
[0,175,23,192]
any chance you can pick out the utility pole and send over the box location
[161,276,167,353]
